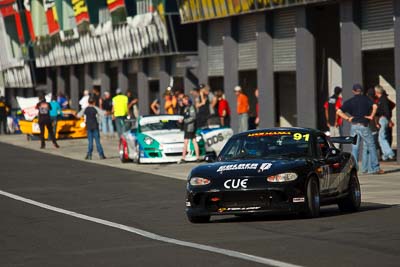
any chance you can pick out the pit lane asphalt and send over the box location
[1,142,400,267]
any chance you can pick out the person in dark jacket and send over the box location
[0,96,9,135]
[77,97,106,160]
[374,85,395,161]
[36,95,59,149]
[180,95,200,163]
[337,84,383,174]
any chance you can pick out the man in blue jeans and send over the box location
[77,97,106,160]
[337,84,384,174]
[374,85,395,161]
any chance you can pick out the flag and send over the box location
[71,0,89,26]
[106,0,124,13]
[43,0,59,35]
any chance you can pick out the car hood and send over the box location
[191,158,311,179]
[143,130,183,144]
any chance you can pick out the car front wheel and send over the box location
[303,176,320,218]
[338,171,361,212]
[187,214,210,224]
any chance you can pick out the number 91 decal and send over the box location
[293,133,310,141]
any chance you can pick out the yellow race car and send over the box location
[19,109,87,140]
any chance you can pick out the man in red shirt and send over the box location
[235,86,249,133]
[324,86,343,137]
[216,90,231,127]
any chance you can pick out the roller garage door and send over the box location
[273,9,296,71]
[207,20,224,76]
[361,0,394,50]
[238,14,257,70]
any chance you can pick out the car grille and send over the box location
[201,190,289,211]
[165,152,182,157]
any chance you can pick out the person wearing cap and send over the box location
[337,83,384,174]
[324,86,343,137]
[112,88,129,137]
[374,85,395,161]
[234,86,249,133]
[101,91,114,138]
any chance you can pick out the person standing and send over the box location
[324,86,343,137]
[79,90,90,111]
[336,84,384,174]
[164,92,174,114]
[234,86,249,133]
[112,88,129,137]
[0,96,9,134]
[127,90,139,119]
[49,95,62,137]
[374,85,395,161]
[77,97,106,160]
[180,95,200,163]
[101,91,114,138]
[216,90,231,127]
[57,92,69,110]
[36,95,60,149]
[196,87,210,128]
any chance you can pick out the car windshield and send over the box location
[219,131,312,160]
[140,119,181,132]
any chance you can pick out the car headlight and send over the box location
[189,177,211,186]
[267,172,298,182]
[144,136,154,145]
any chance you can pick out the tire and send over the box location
[119,141,131,163]
[338,171,361,212]
[303,176,320,218]
[133,143,141,164]
[187,214,210,224]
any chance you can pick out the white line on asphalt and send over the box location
[0,189,303,267]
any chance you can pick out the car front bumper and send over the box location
[186,187,306,217]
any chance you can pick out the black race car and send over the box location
[185,127,361,223]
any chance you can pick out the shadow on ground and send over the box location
[210,202,394,224]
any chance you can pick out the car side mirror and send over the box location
[205,154,216,163]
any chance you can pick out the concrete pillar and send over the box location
[296,7,317,128]
[70,65,79,110]
[184,68,198,95]
[56,67,65,94]
[256,12,275,128]
[26,88,34,97]
[16,88,24,99]
[84,63,92,90]
[46,68,53,94]
[340,0,362,135]
[159,56,170,111]
[100,62,110,94]
[118,60,129,93]
[223,18,239,133]
[394,0,400,164]
[198,22,208,85]
[137,59,149,115]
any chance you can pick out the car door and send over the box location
[316,134,342,195]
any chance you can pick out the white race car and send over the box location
[119,115,233,164]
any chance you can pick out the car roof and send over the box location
[233,127,322,138]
